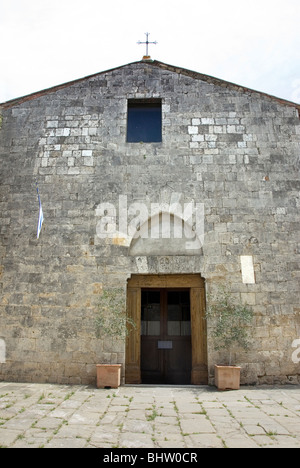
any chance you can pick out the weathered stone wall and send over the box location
[0,61,299,385]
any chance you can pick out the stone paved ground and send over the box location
[0,382,299,448]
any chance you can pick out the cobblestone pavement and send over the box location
[0,382,299,448]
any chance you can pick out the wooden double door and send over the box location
[141,289,191,384]
[126,274,208,385]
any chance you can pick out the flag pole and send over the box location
[36,179,44,239]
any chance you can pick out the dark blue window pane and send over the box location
[127,101,162,142]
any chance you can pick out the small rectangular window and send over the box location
[127,99,162,143]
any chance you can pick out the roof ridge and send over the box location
[150,60,300,112]
[1,59,299,112]
[0,61,141,109]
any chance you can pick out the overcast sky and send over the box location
[1,0,300,104]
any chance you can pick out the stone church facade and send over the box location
[0,60,299,386]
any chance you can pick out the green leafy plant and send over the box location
[205,285,253,365]
[95,288,136,340]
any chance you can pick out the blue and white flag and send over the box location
[36,182,44,239]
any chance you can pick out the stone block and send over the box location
[188,126,198,134]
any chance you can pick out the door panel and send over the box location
[141,289,163,383]
[141,289,192,384]
[166,339,191,384]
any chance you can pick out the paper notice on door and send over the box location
[157,341,173,349]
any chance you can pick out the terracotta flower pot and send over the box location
[96,364,121,389]
[215,365,241,391]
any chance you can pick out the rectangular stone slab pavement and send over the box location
[0,382,299,448]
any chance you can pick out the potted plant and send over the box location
[206,285,253,390]
[95,288,136,389]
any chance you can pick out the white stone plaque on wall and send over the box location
[240,255,255,284]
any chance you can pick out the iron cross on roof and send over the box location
[137,32,157,59]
